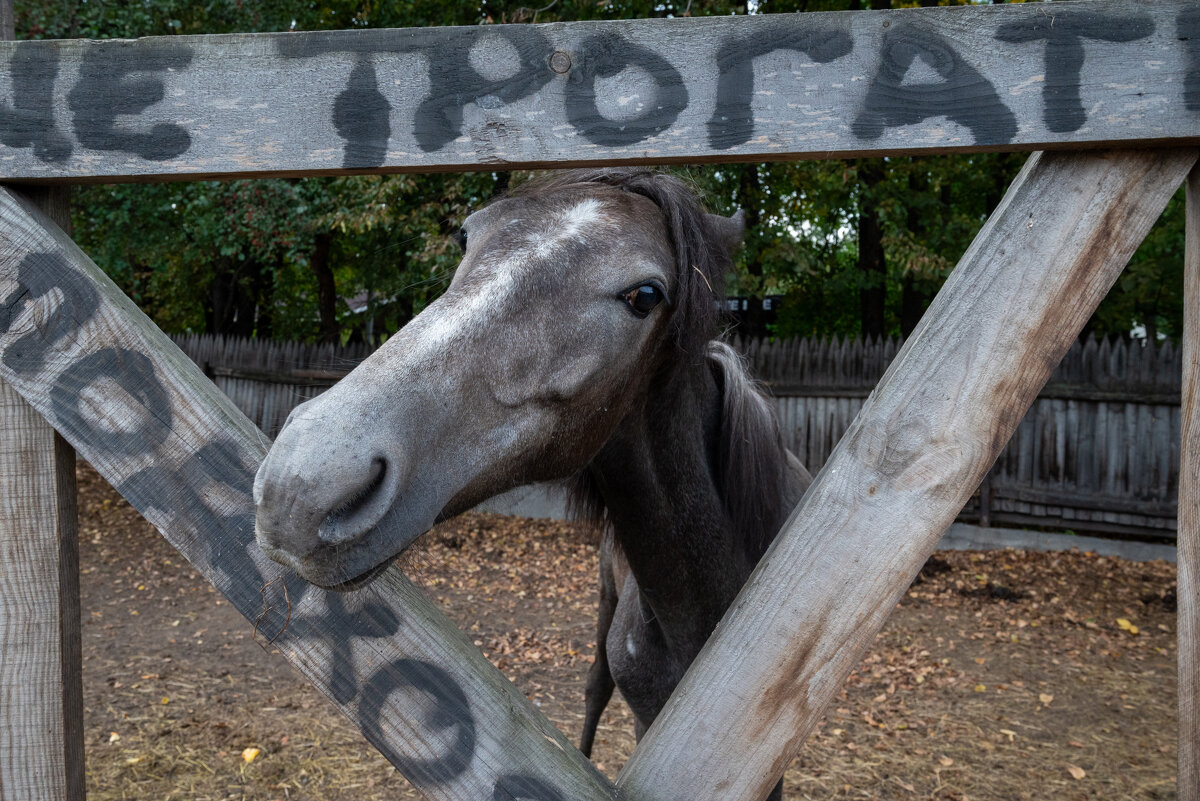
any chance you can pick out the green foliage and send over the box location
[1090,186,1187,344]
[32,0,1190,344]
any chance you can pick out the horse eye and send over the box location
[622,284,665,318]
[454,229,467,251]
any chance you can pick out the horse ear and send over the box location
[707,209,746,258]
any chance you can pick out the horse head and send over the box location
[253,169,743,589]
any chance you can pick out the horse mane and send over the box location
[531,169,792,553]
[705,340,795,559]
[568,341,794,558]
[509,168,729,360]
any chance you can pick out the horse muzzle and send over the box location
[252,395,441,590]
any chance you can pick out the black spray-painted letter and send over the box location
[708,20,853,150]
[334,56,392,168]
[68,43,193,161]
[565,32,688,147]
[0,43,72,163]
[851,24,1016,146]
[413,26,555,153]
[0,251,100,377]
[493,773,568,801]
[278,27,555,162]
[1181,8,1200,112]
[358,659,476,786]
[996,9,1154,133]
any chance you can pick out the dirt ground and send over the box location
[77,462,1180,801]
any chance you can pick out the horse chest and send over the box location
[605,578,697,726]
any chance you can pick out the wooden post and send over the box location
[0,2,84,796]
[0,385,82,801]
[617,148,1199,801]
[1180,164,1200,801]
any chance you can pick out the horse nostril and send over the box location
[318,456,398,547]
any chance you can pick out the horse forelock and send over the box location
[508,168,730,361]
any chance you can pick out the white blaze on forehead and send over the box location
[364,196,616,377]
[422,197,613,349]
[409,264,519,358]
[527,197,609,259]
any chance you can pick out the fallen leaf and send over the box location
[1039,693,1054,705]
[939,756,954,767]
[974,684,986,693]
[1067,765,1086,780]
[108,732,120,743]
[242,747,260,764]
[1116,618,1139,635]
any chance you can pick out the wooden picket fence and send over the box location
[0,3,1197,801]
[741,335,1185,538]
[173,332,1185,539]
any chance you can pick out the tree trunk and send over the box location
[311,232,339,344]
[205,256,234,335]
[737,165,770,338]
[901,162,932,337]
[858,159,887,339]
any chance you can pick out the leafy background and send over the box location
[21,0,1185,345]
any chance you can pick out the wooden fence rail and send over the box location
[171,331,1187,539]
[0,0,1195,183]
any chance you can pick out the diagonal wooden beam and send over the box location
[0,187,617,801]
[617,147,1199,801]
[1180,164,1200,801]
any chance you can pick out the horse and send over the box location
[253,168,811,800]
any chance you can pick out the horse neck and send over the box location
[587,354,752,645]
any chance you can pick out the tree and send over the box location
[28,0,1188,345]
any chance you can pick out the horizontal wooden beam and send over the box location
[0,187,617,801]
[0,0,1196,182]
[615,147,1200,801]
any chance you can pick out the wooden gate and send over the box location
[0,2,1197,800]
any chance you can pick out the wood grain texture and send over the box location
[0,189,617,801]
[1180,164,1200,801]
[0,0,1195,182]
[0,382,81,801]
[0,106,84,800]
[615,148,1199,801]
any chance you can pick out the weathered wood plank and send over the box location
[1180,163,1200,801]
[0,0,1196,182]
[0,171,83,801]
[0,188,617,801]
[616,147,1199,801]
[0,383,82,801]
